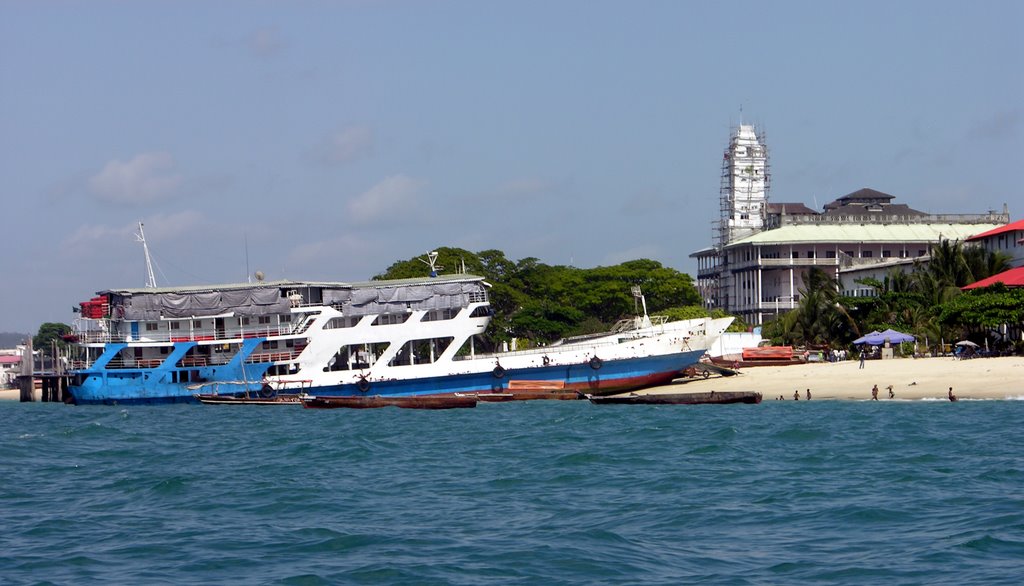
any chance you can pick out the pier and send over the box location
[14,374,73,403]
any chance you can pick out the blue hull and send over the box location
[299,350,705,399]
[70,347,705,405]
[69,339,273,406]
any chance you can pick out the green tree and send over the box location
[33,323,72,357]
[781,268,859,347]
[373,248,706,345]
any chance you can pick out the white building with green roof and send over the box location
[692,185,1008,325]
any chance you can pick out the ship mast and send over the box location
[135,221,157,288]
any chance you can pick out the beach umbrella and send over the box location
[877,328,915,344]
[955,340,979,347]
[852,331,881,345]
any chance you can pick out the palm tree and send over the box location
[789,267,860,346]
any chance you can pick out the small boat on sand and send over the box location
[300,394,478,409]
[587,390,762,405]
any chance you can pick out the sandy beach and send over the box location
[660,355,1024,401]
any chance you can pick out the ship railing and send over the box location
[72,322,298,344]
[269,379,313,392]
[455,337,627,361]
[245,349,303,364]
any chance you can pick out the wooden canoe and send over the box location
[588,390,762,405]
[300,394,478,409]
[195,393,301,405]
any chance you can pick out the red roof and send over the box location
[966,219,1024,241]
[0,355,21,365]
[962,266,1024,290]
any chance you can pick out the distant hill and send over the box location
[0,332,31,348]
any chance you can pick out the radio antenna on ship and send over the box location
[135,221,157,288]
[419,251,444,278]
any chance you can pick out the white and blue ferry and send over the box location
[67,272,728,405]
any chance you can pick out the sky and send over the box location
[1,0,1021,334]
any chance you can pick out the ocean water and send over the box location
[2,400,1023,585]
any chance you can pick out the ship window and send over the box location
[170,322,181,330]
[371,313,410,326]
[146,322,159,331]
[192,320,202,328]
[325,316,360,329]
[279,315,292,323]
[421,308,460,322]
[240,317,250,326]
[323,342,389,372]
[469,306,491,318]
[258,316,271,325]
[388,337,455,367]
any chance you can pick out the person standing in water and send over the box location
[871,384,879,400]
[887,385,895,399]
[948,387,958,402]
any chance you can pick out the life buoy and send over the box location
[357,377,370,392]
[589,356,603,370]
[542,356,550,366]
[259,383,275,399]
[702,369,710,379]
[492,365,506,379]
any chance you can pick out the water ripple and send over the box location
[1,400,1022,584]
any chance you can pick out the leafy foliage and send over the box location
[33,323,72,356]
[375,249,711,345]
[768,240,1019,352]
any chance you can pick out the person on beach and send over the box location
[859,351,866,369]
[794,390,800,401]
[948,387,958,402]
[887,385,894,399]
[806,388,812,400]
[871,384,879,400]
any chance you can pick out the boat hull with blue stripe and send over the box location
[66,274,730,405]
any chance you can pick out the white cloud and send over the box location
[88,152,182,204]
[346,175,426,225]
[62,212,205,249]
[315,126,375,165]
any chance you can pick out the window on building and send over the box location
[792,251,799,258]
[807,250,815,259]
[882,250,891,258]
[918,250,926,256]
[863,251,873,258]
[825,251,836,258]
